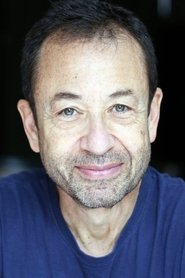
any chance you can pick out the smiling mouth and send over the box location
[75,163,123,180]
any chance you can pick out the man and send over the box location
[1,0,185,277]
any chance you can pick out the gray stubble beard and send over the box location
[41,144,151,209]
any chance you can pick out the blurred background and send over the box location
[0,0,185,177]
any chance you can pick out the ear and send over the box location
[17,99,40,153]
[148,87,163,143]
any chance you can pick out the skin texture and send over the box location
[17,36,162,256]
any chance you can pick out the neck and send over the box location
[57,184,140,257]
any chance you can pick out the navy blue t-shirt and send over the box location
[0,166,185,277]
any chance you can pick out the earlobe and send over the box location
[17,99,40,153]
[148,87,163,143]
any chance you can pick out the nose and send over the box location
[80,115,115,155]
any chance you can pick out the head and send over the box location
[18,0,163,208]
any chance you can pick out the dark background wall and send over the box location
[1,0,185,177]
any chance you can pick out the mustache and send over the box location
[67,151,128,166]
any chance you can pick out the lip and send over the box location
[75,163,123,180]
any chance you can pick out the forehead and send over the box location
[35,36,148,100]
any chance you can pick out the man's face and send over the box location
[19,37,162,208]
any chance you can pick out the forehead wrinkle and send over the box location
[50,89,138,107]
[50,91,82,105]
[35,34,148,112]
[109,89,142,105]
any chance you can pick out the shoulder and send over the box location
[0,168,54,224]
[0,167,51,199]
[146,166,185,191]
[146,166,185,225]
[0,167,47,185]
[146,166,185,203]
[141,166,185,219]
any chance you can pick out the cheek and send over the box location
[38,123,84,155]
[139,127,149,140]
[112,122,149,151]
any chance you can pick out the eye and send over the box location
[61,107,76,116]
[57,107,79,121]
[112,104,128,113]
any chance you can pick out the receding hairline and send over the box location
[42,21,141,47]
[34,23,147,78]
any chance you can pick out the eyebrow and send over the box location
[50,89,134,106]
[52,91,82,102]
[109,89,133,98]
